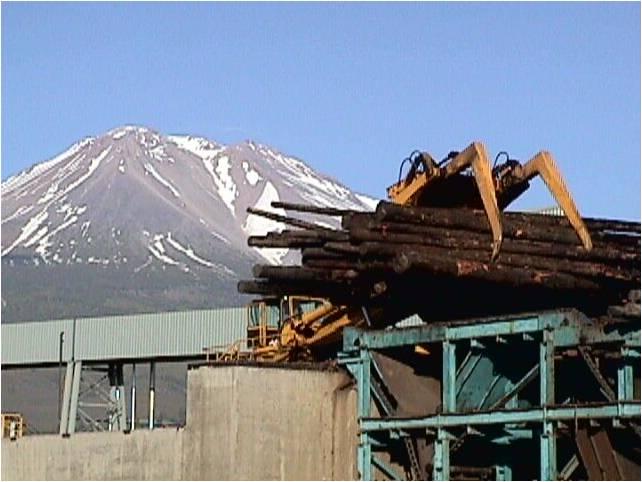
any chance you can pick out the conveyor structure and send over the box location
[339,309,640,480]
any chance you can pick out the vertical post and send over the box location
[131,363,137,431]
[149,362,156,430]
[108,364,116,431]
[116,364,127,431]
[617,349,634,401]
[357,346,372,481]
[539,329,556,480]
[58,332,64,430]
[59,362,74,434]
[67,361,82,434]
[434,340,456,480]
[442,340,456,412]
[495,464,513,480]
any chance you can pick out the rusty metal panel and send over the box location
[575,424,639,480]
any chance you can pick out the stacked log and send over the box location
[239,201,640,321]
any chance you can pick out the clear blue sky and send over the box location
[2,2,640,220]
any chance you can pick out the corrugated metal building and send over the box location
[2,308,247,367]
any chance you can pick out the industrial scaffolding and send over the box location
[340,309,640,481]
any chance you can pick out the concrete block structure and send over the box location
[1,365,358,480]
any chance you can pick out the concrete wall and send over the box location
[1,430,183,480]
[183,366,357,480]
[1,366,357,480]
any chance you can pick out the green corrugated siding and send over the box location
[1,319,74,365]
[2,308,247,366]
[74,308,247,361]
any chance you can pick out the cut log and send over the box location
[374,202,640,248]
[271,201,362,217]
[392,251,601,291]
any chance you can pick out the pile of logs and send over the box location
[238,201,640,322]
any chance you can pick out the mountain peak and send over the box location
[2,127,377,269]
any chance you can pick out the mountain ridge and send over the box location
[1,125,378,322]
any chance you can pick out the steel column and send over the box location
[434,340,456,480]
[149,362,156,430]
[67,361,82,434]
[495,464,512,480]
[59,362,74,434]
[357,346,372,480]
[617,351,634,402]
[539,328,556,480]
[130,363,136,431]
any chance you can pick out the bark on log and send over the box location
[246,207,348,240]
[349,226,639,266]
[392,251,601,291]
[248,236,324,248]
[271,201,363,217]
[373,202,639,249]
[252,264,359,282]
[376,201,640,234]
[323,241,362,255]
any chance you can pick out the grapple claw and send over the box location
[518,151,593,252]
[490,235,503,262]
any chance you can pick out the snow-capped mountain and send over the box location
[1,126,378,322]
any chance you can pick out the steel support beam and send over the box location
[341,309,640,481]
[372,456,401,481]
[59,362,74,434]
[149,362,156,430]
[540,329,556,480]
[360,402,640,432]
[58,360,83,435]
[434,340,456,480]
[130,363,136,431]
[357,347,372,480]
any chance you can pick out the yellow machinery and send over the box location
[246,141,592,361]
[247,296,368,361]
[2,413,25,439]
[387,141,592,259]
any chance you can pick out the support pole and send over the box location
[116,364,127,431]
[617,349,634,401]
[108,363,128,431]
[57,332,64,430]
[130,364,136,431]
[495,463,513,480]
[59,362,74,434]
[539,329,556,480]
[67,361,82,434]
[149,362,156,430]
[357,347,372,480]
[434,340,456,480]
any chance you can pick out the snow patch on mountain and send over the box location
[168,135,225,159]
[243,181,287,264]
[1,210,49,256]
[62,146,112,197]
[2,137,94,196]
[148,234,180,265]
[242,161,261,186]
[143,163,180,197]
[166,232,235,276]
[355,194,379,211]
[213,156,238,214]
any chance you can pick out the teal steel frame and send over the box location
[339,309,640,481]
